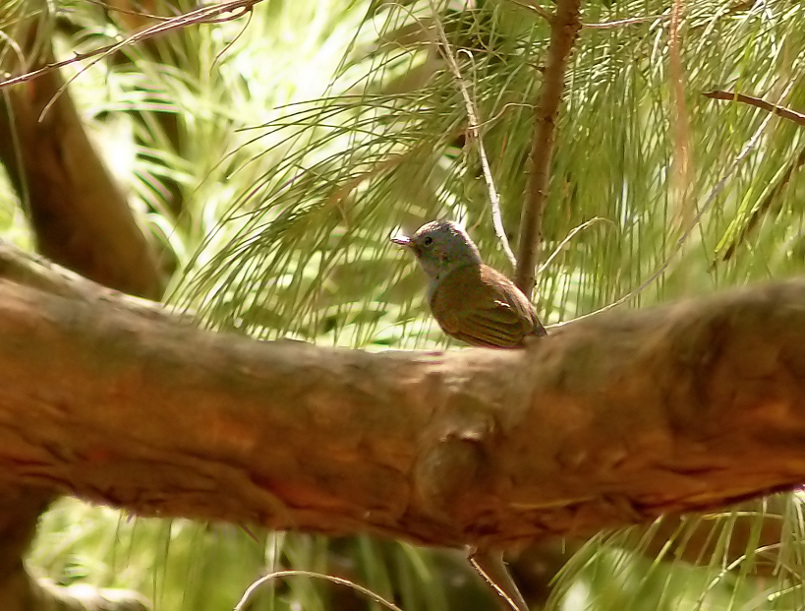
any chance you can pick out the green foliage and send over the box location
[3,0,805,608]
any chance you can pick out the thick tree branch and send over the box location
[0,242,182,318]
[515,0,581,296]
[2,257,805,549]
[0,68,164,298]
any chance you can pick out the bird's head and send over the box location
[391,220,482,282]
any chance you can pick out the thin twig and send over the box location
[0,0,261,118]
[426,0,517,268]
[469,549,529,611]
[702,90,805,126]
[515,0,582,296]
[537,217,616,274]
[213,6,253,70]
[234,569,403,611]
[37,1,256,121]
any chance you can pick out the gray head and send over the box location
[391,220,482,283]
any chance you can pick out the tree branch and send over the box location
[702,90,805,127]
[515,0,582,296]
[1,250,805,549]
[0,241,179,317]
[0,5,164,299]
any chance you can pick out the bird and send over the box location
[391,220,547,348]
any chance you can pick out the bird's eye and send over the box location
[423,236,433,246]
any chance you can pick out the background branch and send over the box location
[0,3,164,299]
[703,90,805,126]
[515,0,582,296]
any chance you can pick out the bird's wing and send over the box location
[431,265,539,348]
[480,265,547,339]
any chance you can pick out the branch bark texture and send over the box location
[1,267,805,550]
[515,0,582,296]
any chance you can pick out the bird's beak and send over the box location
[390,235,412,248]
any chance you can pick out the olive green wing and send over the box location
[430,265,539,348]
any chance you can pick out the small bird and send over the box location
[391,220,546,348]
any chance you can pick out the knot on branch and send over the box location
[413,409,497,531]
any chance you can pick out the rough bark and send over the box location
[515,0,582,296]
[1,256,805,550]
[0,7,165,605]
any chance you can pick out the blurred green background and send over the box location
[2,0,805,608]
